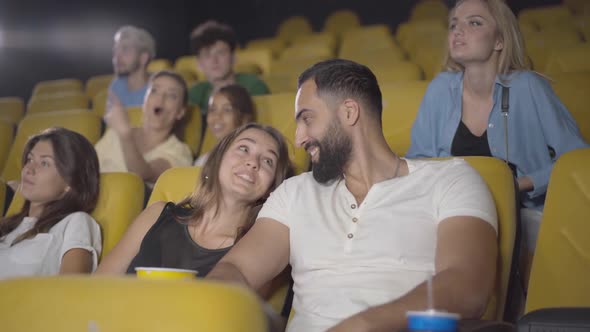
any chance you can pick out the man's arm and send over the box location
[328,216,497,332]
[207,217,290,291]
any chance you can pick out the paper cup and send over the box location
[406,309,460,332]
[135,267,198,280]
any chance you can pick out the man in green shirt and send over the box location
[188,20,269,115]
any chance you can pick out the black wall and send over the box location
[0,0,560,100]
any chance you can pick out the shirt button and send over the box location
[488,123,494,128]
[351,204,357,209]
[352,217,358,223]
[347,233,354,239]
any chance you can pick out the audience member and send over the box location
[96,123,293,279]
[405,0,588,254]
[95,71,193,185]
[194,84,256,166]
[188,20,269,114]
[109,25,155,108]
[0,127,102,278]
[207,59,498,332]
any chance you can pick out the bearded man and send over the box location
[109,25,155,107]
[207,59,499,332]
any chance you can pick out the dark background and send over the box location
[0,0,560,100]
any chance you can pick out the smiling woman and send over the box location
[0,127,102,279]
[194,84,256,166]
[96,123,293,279]
[94,70,193,184]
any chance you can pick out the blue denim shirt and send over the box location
[406,71,588,209]
[108,77,149,108]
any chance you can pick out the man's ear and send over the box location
[341,99,360,126]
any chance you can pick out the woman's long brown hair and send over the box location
[0,127,100,245]
[174,123,293,240]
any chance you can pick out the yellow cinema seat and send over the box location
[0,97,25,125]
[31,78,83,97]
[525,148,590,314]
[27,92,89,115]
[147,166,201,206]
[381,81,429,156]
[0,276,266,332]
[7,172,145,260]
[85,74,113,99]
[253,93,309,174]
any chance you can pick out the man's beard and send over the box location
[306,121,352,184]
[115,59,141,76]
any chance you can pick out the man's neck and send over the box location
[211,73,236,90]
[343,127,403,204]
[126,70,149,92]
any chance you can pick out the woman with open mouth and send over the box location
[95,70,193,186]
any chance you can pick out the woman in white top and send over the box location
[95,70,193,184]
[194,84,256,166]
[0,127,102,278]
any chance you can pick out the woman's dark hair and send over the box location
[175,123,294,240]
[0,127,100,245]
[216,84,256,125]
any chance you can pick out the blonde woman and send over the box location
[406,0,588,253]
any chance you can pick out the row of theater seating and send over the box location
[0,2,589,329]
[1,68,589,184]
[1,149,588,328]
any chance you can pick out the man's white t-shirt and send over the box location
[0,212,102,279]
[258,158,498,332]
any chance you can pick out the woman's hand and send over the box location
[517,176,534,192]
[104,92,132,137]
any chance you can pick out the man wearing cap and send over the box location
[109,25,155,107]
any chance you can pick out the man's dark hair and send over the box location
[190,20,237,55]
[297,59,383,123]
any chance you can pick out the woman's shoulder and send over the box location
[95,128,116,147]
[161,135,192,154]
[50,212,100,235]
[147,201,191,221]
[425,71,462,94]
[430,71,461,85]
[503,70,550,89]
[56,211,96,224]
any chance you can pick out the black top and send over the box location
[451,121,493,157]
[126,202,232,277]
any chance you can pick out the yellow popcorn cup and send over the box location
[135,267,198,280]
